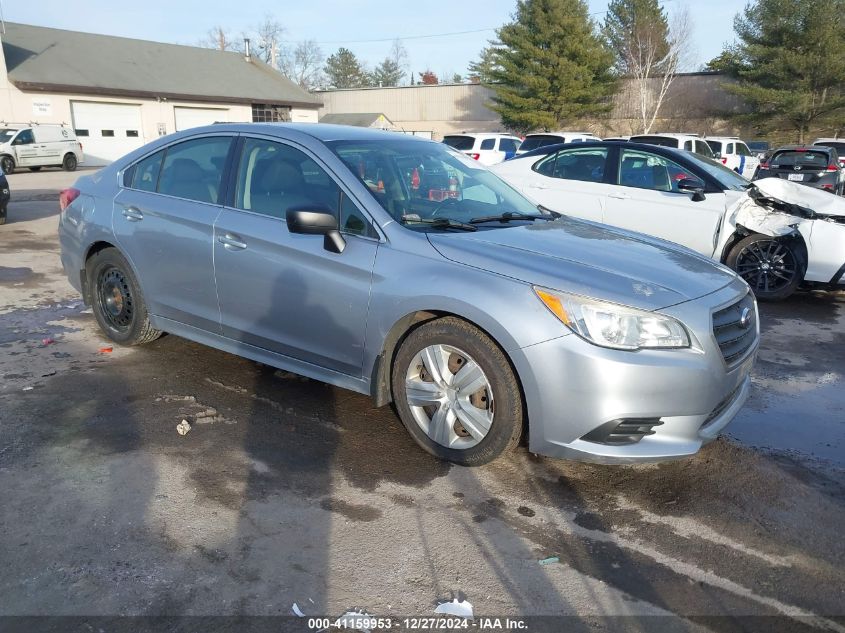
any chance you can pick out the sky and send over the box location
[0,0,742,82]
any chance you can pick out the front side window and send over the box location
[533,147,608,182]
[499,138,520,153]
[520,135,563,152]
[706,140,722,155]
[695,140,714,158]
[235,138,340,220]
[683,140,693,151]
[329,139,542,229]
[157,136,231,203]
[619,149,702,193]
[14,129,34,145]
[736,143,752,157]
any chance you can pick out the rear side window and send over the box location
[130,150,164,191]
[442,135,475,151]
[772,150,830,167]
[157,136,231,203]
[499,138,519,153]
[480,138,495,150]
[533,147,608,182]
[815,141,845,154]
[726,143,734,154]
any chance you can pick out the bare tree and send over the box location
[626,6,695,134]
[253,14,285,68]
[280,40,326,90]
[199,26,241,52]
[390,39,408,78]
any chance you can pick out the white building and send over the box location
[0,22,321,165]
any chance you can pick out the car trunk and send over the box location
[764,150,836,185]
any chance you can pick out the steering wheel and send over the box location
[430,198,462,217]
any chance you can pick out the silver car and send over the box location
[58,124,758,466]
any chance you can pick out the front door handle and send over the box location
[122,206,144,221]
[608,192,630,200]
[217,233,247,250]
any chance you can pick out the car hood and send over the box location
[427,217,738,311]
[753,177,845,217]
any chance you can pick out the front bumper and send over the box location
[514,278,758,463]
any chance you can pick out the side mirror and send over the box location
[713,152,722,159]
[286,208,346,254]
[677,178,706,202]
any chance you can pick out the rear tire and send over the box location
[86,247,162,345]
[0,156,14,174]
[391,317,523,466]
[0,205,6,225]
[62,153,78,172]
[726,234,803,301]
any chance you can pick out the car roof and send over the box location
[526,131,596,136]
[443,132,520,139]
[704,136,743,142]
[631,133,701,140]
[773,144,834,152]
[179,122,432,144]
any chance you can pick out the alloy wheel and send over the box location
[735,239,797,295]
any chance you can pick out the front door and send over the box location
[113,134,233,331]
[12,129,38,167]
[603,148,726,256]
[213,136,379,376]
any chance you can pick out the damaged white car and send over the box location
[491,141,845,300]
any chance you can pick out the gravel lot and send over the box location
[1,168,843,631]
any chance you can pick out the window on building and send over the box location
[102,130,115,137]
[251,104,292,123]
[75,129,90,137]
[126,130,139,137]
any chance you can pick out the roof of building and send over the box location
[0,22,321,108]
[319,112,393,127]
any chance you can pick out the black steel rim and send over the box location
[735,240,797,295]
[97,266,134,330]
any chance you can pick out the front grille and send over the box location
[712,293,757,366]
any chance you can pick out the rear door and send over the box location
[213,136,378,376]
[603,147,726,256]
[518,146,612,222]
[113,134,234,332]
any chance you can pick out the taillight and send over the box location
[759,162,769,169]
[826,164,839,172]
[59,188,80,211]
[470,153,480,160]
[821,184,834,190]
[721,157,728,164]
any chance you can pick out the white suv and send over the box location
[705,137,760,179]
[515,131,601,156]
[629,133,714,159]
[442,133,522,165]
[0,125,84,173]
[813,138,845,169]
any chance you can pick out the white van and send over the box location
[0,125,84,173]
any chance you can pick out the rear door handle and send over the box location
[121,206,144,221]
[217,233,247,250]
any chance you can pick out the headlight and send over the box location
[534,287,690,350]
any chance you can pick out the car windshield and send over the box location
[682,153,751,191]
[328,139,546,228]
[0,129,17,144]
[442,135,475,151]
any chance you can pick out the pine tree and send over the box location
[711,0,845,142]
[602,0,670,75]
[486,0,616,133]
[324,48,370,89]
[371,58,404,87]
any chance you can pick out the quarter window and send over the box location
[533,147,608,182]
[234,138,341,220]
[130,150,165,192]
[480,138,495,150]
[619,149,702,193]
[157,136,231,204]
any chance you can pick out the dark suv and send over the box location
[753,145,844,195]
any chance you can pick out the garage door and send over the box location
[70,101,144,166]
[174,107,229,131]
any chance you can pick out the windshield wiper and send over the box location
[400,216,478,231]
[468,211,556,224]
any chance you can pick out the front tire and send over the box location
[391,317,523,466]
[86,248,162,345]
[726,234,803,301]
[0,156,15,174]
[62,153,78,172]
